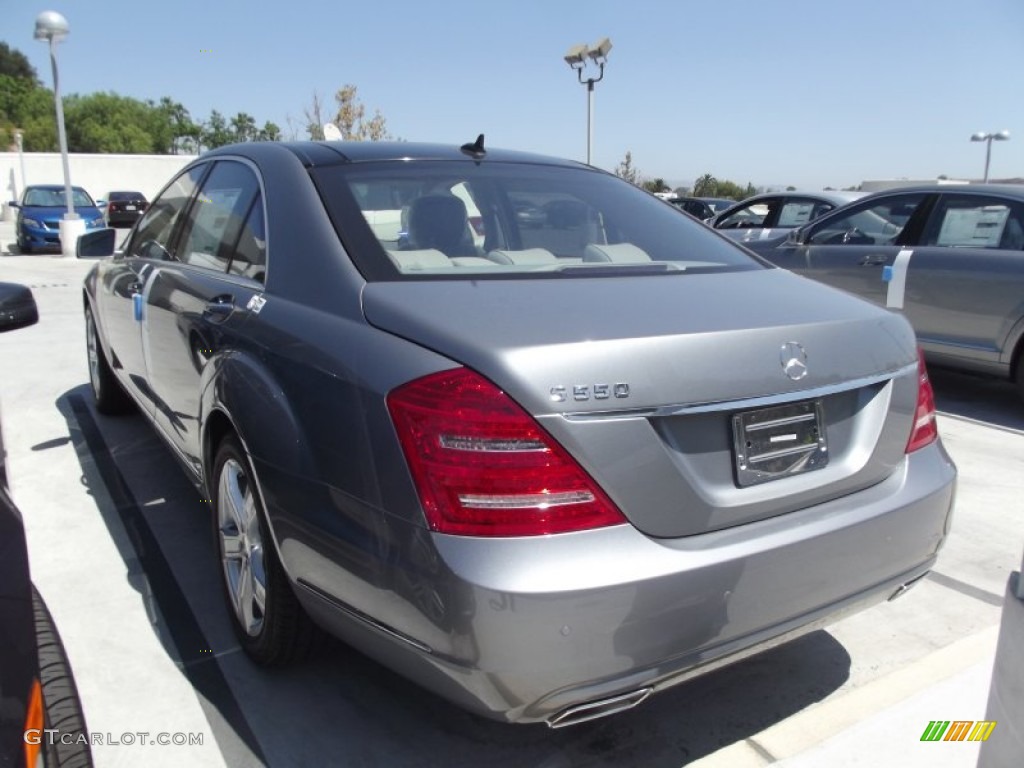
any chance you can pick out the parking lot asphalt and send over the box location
[1,221,1022,767]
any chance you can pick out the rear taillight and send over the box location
[387,368,626,536]
[906,352,938,453]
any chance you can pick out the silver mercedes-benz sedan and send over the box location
[79,138,956,727]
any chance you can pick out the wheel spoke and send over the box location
[237,557,256,631]
[217,456,266,637]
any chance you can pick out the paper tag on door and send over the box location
[885,249,913,309]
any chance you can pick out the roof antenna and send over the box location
[460,133,486,159]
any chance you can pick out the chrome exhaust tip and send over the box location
[889,572,929,601]
[547,687,653,729]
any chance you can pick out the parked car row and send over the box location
[76,138,956,727]
[730,185,1024,400]
[9,186,148,254]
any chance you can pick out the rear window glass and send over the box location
[109,191,145,201]
[312,161,763,280]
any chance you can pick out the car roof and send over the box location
[202,140,589,170]
[25,184,88,192]
[857,184,1024,200]
[742,190,863,204]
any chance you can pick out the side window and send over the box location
[922,195,1024,250]
[176,161,260,272]
[228,196,267,282]
[778,199,825,228]
[124,166,205,261]
[717,200,775,229]
[808,193,926,246]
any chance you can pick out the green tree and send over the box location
[642,177,668,194]
[329,84,392,141]
[303,90,326,140]
[230,112,258,143]
[63,92,170,153]
[201,110,234,149]
[154,97,199,154]
[692,173,717,196]
[614,151,640,185]
[0,43,38,84]
[256,121,281,142]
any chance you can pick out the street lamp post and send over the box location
[564,38,612,166]
[970,130,1010,183]
[35,10,84,256]
[14,130,26,199]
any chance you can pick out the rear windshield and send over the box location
[109,191,145,201]
[312,161,764,280]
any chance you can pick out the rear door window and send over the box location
[176,161,261,272]
[921,194,1024,250]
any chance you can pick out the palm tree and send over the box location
[693,173,717,196]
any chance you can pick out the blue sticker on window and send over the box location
[133,293,144,322]
[882,265,893,283]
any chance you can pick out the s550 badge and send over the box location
[550,383,630,403]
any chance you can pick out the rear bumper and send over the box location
[287,441,956,724]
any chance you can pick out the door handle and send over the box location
[203,295,235,322]
[858,255,888,266]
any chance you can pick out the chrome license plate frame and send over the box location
[732,399,828,487]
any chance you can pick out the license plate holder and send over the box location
[732,399,828,487]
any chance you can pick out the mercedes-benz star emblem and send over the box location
[780,342,808,381]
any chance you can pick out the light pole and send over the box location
[564,38,612,166]
[14,130,26,199]
[35,10,83,256]
[970,130,1010,183]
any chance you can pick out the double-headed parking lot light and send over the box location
[35,10,83,256]
[563,38,613,166]
[970,130,1010,183]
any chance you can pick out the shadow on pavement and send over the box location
[57,384,853,767]
[929,366,1024,433]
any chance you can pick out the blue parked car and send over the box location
[12,185,105,254]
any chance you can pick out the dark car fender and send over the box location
[199,350,314,489]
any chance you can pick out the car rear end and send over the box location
[104,191,148,227]
[294,151,956,724]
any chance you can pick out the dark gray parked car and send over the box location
[79,140,956,726]
[710,191,863,253]
[765,184,1024,400]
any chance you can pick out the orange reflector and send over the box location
[24,678,43,768]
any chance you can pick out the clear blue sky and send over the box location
[7,0,1024,190]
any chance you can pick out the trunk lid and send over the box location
[364,269,922,537]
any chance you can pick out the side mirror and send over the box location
[0,282,39,331]
[785,228,807,246]
[8,202,19,209]
[77,228,117,259]
[95,199,106,207]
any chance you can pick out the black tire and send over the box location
[212,434,317,665]
[1016,349,1024,404]
[19,241,32,254]
[33,587,94,768]
[84,305,131,415]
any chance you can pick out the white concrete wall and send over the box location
[1,152,197,206]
